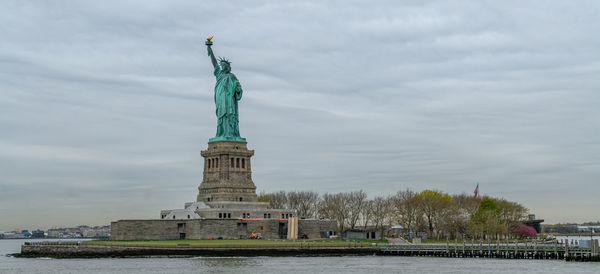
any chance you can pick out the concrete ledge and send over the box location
[17,244,378,258]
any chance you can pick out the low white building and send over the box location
[160,201,295,221]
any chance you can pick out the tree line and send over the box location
[258,189,528,240]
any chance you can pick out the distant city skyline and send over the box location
[1,1,599,229]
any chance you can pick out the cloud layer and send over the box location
[1,0,599,229]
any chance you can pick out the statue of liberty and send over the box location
[205,37,245,142]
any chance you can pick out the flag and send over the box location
[474,183,479,197]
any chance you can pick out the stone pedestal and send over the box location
[197,141,258,202]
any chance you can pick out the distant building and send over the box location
[31,229,45,238]
[391,225,404,238]
[21,230,31,238]
[577,225,600,232]
[542,223,578,234]
[46,226,110,238]
[343,226,382,240]
[2,232,18,239]
[46,229,61,238]
[524,214,544,233]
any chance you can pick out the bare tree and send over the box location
[370,196,393,240]
[437,204,461,239]
[392,189,419,237]
[346,190,367,229]
[452,193,481,217]
[360,199,374,228]
[318,193,350,233]
[261,188,530,241]
[287,191,320,218]
[268,191,288,209]
[451,193,482,238]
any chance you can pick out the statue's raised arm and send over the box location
[205,36,218,69]
[204,36,246,143]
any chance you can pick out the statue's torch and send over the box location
[206,36,213,46]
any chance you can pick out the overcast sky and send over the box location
[1,1,599,230]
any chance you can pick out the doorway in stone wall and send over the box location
[278,222,287,239]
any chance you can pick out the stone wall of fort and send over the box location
[298,219,338,238]
[111,219,336,240]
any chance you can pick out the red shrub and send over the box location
[514,225,537,237]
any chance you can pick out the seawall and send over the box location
[17,244,378,258]
[18,242,600,261]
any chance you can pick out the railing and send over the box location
[378,240,596,261]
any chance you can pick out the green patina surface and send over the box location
[208,136,246,142]
[84,239,378,248]
[205,38,245,143]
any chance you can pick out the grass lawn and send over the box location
[84,239,379,248]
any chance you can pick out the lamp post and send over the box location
[591,229,595,254]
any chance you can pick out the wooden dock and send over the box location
[378,240,600,261]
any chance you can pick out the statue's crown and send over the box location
[218,57,231,64]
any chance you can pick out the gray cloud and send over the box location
[1,0,599,229]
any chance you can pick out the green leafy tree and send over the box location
[257,191,270,204]
[469,197,504,238]
[415,190,452,238]
[495,198,528,237]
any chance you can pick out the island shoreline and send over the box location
[15,244,379,258]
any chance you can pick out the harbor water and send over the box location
[1,239,599,273]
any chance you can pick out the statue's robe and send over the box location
[214,66,242,138]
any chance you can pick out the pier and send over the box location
[378,239,600,261]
